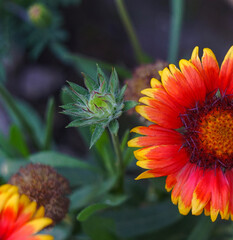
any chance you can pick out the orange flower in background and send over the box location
[0,184,53,240]
[128,46,233,222]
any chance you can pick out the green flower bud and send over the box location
[61,65,137,148]
[28,3,51,28]
[88,92,116,118]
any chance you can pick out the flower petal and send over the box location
[28,235,54,240]
[141,88,185,113]
[136,103,182,129]
[192,170,213,216]
[219,46,233,94]
[165,174,177,192]
[18,194,31,214]
[0,194,19,238]
[178,166,204,215]
[162,66,194,108]
[150,78,163,88]
[191,47,219,94]
[7,218,53,240]
[14,201,37,232]
[135,145,188,179]
[192,169,229,222]
[190,46,202,73]
[179,60,206,103]
[137,86,185,128]
[201,48,219,93]
[128,125,183,147]
[210,169,229,221]
[162,63,205,108]
[226,170,233,220]
[33,206,45,219]
[171,163,194,205]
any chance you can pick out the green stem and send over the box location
[0,84,40,150]
[168,0,184,63]
[43,97,55,150]
[109,130,124,193]
[115,0,147,64]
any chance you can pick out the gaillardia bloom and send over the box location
[0,184,53,240]
[128,46,233,221]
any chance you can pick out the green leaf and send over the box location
[82,216,116,240]
[43,98,55,150]
[96,64,106,85]
[109,68,119,94]
[0,132,21,158]
[66,118,95,128]
[62,86,87,105]
[62,108,90,118]
[96,65,107,92]
[123,100,138,112]
[82,73,98,92]
[30,151,95,171]
[141,215,196,240]
[187,215,215,240]
[0,85,42,149]
[9,125,30,157]
[60,102,84,111]
[77,195,127,222]
[14,100,44,147]
[57,166,99,188]
[117,85,127,102]
[108,120,119,135]
[90,124,106,149]
[104,201,181,238]
[120,129,130,151]
[78,203,108,222]
[67,81,88,96]
[103,194,128,206]
[70,185,98,210]
[60,86,73,102]
[70,177,117,210]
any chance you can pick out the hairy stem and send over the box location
[109,130,124,193]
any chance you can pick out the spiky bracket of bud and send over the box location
[61,65,137,148]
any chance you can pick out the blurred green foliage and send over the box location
[0,0,77,59]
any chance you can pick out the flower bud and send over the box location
[88,92,116,119]
[62,66,136,147]
[28,3,51,28]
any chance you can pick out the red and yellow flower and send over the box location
[128,46,233,221]
[0,184,53,240]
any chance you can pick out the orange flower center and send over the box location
[198,109,233,160]
[181,95,233,169]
